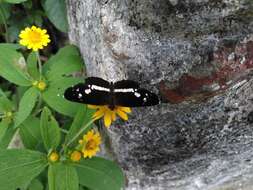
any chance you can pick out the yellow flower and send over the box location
[88,105,131,128]
[49,152,59,162]
[37,81,47,91]
[79,130,101,158]
[70,151,82,162]
[32,80,47,91]
[4,111,12,118]
[19,26,50,51]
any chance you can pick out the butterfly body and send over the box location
[64,77,159,109]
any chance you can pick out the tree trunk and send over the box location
[66,0,253,189]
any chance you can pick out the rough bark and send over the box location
[66,0,253,189]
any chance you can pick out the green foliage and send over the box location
[27,52,40,80]
[0,3,11,24]
[15,87,39,127]
[48,163,79,190]
[41,45,84,116]
[65,106,95,147]
[0,95,16,149]
[0,149,47,190]
[0,96,13,112]
[0,1,125,190]
[74,157,125,190]
[0,124,16,149]
[43,0,68,32]
[0,0,68,42]
[40,107,61,151]
[3,0,28,4]
[42,77,83,117]
[28,179,44,190]
[0,45,31,86]
[44,45,83,81]
[19,116,42,149]
[0,120,10,145]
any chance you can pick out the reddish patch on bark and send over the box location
[160,38,253,103]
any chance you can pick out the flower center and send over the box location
[85,140,97,150]
[5,111,12,118]
[33,80,47,91]
[70,151,82,162]
[37,81,47,91]
[48,152,59,162]
[29,30,42,44]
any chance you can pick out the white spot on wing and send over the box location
[134,92,141,97]
[76,88,79,92]
[78,93,82,98]
[143,97,147,102]
[91,85,110,92]
[85,89,91,94]
[114,88,134,93]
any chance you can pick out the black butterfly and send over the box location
[64,77,159,109]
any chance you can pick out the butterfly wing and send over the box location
[114,80,159,107]
[114,80,140,89]
[85,77,110,87]
[64,77,111,105]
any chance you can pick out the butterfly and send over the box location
[64,77,159,109]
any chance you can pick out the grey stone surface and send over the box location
[66,0,253,189]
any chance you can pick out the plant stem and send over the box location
[35,51,42,80]
[63,119,95,150]
[0,3,9,42]
[60,128,69,134]
[33,93,42,116]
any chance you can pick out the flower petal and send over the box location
[112,111,116,121]
[118,106,131,113]
[92,109,105,120]
[116,109,128,120]
[88,105,100,109]
[104,111,112,127]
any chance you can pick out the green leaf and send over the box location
[44,45,83,81]
[28,10,44,27]
[43,45,81,72]
[0,96,13,112]
[3,0,28,3]
[73,157,125,190]
[48,163,79,190]
[64,106,94,147]
[27,52,40,80]
[28,179,44,190]
[0,3,11,24]
[40,107,61,151]
[0,46,31,86]
[0,149,47,190]
[42,77,83,117]
[0,88,6,97]
[20,116,42,149]
[23,0,32,9]
[0,120,9,145]
[0,123,16,149]
[15,87,39,127]
[43,0,68,32]
[79,186,90,190]
[0,43,21,49]
[46,54,83,81]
